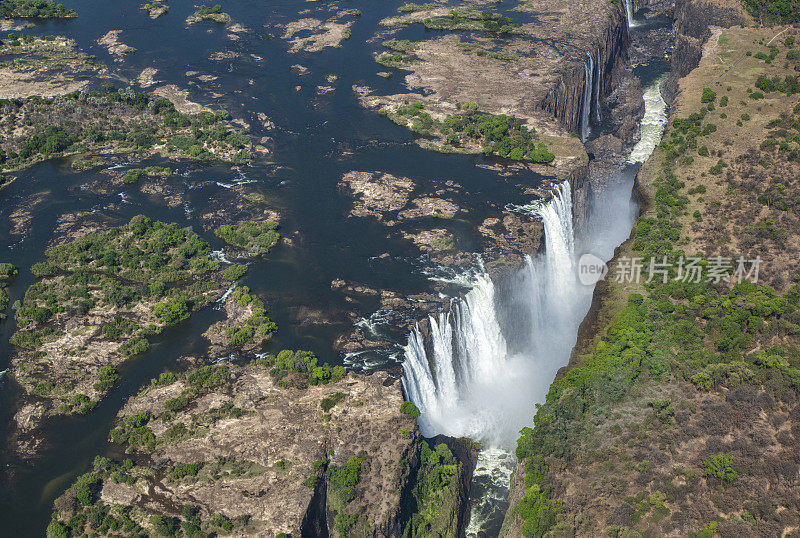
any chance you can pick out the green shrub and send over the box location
[164,396,189,412]
[170,462,202,479]
[400,401,421,418]
[321,391,345,412]
[703,453,737,481]
[328,455,362,504]
[153,295,191,325]
[701,87,717,103]
[215,221,279,256]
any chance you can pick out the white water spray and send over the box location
[401,70,670,536]
[594,48,603,123]
[401,182,579,444]
[628,73,668,164]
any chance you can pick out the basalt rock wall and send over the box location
[540,7,631,135]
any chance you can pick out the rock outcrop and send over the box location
[49,363,476,537]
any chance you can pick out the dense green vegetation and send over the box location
[121,166,172,184]
[252,349,347,389]
[742,0,800,23]
[327,455,363,534]
[214,220,279,256]
[0,262,15,319]
[0,86,250,175]
[0,0,76,18]
[703,453,738,482]
[404,441,462,537]
[10,216,247,414]
[421,9,523,34]
[401,401,421,418]
[384,102,554,162]
[220,285,277,347]
[377,39,419,68]
[320,391,346,412]
[187,4,230,23]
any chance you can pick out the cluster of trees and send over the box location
[755,73,800,94]
[0,86,250,173]
[47,458,145,538]
[743,0,800,22]
[404,441,462,537]
[422,8,522,34]
[121,166,172,184]
[376,39,419,68]
[387,101,555,162]
[188,3,230,23]
[214,220,280,256]
[222,286,277,348]
[661,107,719,166]
[252,349,347,388]
[0,0,76,18]
[0,262,15,319]
[327,455,363,534]
[44,215,221,284]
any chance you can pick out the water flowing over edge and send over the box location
[581,52,594,142]
[625,0,638,27]
[401,69,670,536]
[401,181,576,446]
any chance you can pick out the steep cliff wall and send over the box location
[540,7,631,134]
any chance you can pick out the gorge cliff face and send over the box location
[540,8,631,135]
[663,0,744,102]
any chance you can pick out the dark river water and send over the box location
[0,0,671,534]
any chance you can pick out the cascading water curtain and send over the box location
[594,47,603,124]
[625,0,636,27]
[581,53,593,142]
[401,182,578,445]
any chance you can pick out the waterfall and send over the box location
[401,183,577,444]
[581,53,593,142]
[400,69,669,538]
[594,48,603,123]
[624,0,636,27]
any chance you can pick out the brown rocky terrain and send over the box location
[280,15,355,53]
[97,30,137,60]
[49,362,476,537]
[0,35,106,98]
[362,0,632,148]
